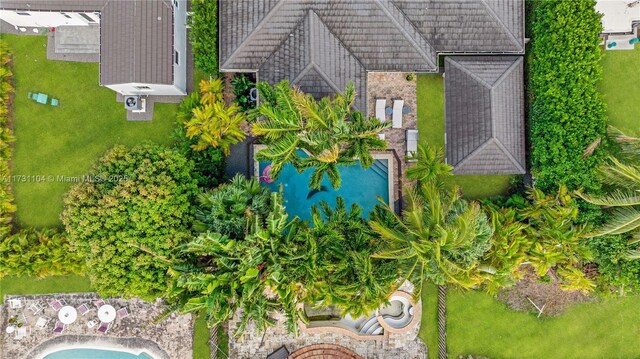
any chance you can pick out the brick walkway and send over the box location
[289,344,363,359]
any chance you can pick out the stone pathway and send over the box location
[1,293,193,359]
[367,72,418,211]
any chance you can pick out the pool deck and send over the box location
[1,293,193,359]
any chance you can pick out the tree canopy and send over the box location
[61,144,197,300]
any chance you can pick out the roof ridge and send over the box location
[493,137,526,173]
[312,10,368,71]
[221,0,286,70]
[490,56,522,89]
[307,63,342,94]
[448,58,493,90]
[373,0,436,68]
[479,0,523,50]
[452,139,493,171]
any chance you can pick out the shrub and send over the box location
[189,0,218,76]
[173,126,226,188]
[589,235,640,294]
[529,0,607,192]
[231,73,256,112]
[61,144,197,300]
[0,228,85,278]
[0,40,15,236]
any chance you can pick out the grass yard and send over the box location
[599,45,640,137]
[419,283,640,359]
[4,34,178,228]
[416,75,512,199]
[0,275,92,303]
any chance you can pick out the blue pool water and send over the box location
[44,348,152,359]
[259,155,390,220]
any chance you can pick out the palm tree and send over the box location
[579,127,640,258]
[181,78,246,155]
[251,80,389,189]
[406,144,453,183]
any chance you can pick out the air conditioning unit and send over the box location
[124,96,141,110]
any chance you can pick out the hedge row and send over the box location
[529,0,607,193]
[189,0,218,76]
[0,40,16,238]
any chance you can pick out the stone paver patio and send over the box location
[1,293,193,359]
[367,72,418,211]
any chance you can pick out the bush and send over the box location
[173,126,226,188]
[61,144,197,300]
[189,0,218,76]
[589,235,640,294]
[0,228,85,278]
[0,40,16,237]
[529,0,607,193]
[231,73,256,112]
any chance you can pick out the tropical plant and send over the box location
[371,182,493,295]
[182,79,246,155]
[529,0,607,193]
[0,228,85,278]
[167,193,310,336]
[251,80,389,190]
[406,144,453,183]
[0,39,15,237]
[172,125,226,188]
[302,198,399,317]
[194,174,271,239]
[579,128,640,243]
[61,144,197,300]
[520,185,594,292]
[189,0,218,76]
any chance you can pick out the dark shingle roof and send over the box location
[100,0,174,85]
[1,0,174,86]
[219,0,524,110]
[444,56,525,174]
[258,10,367,110]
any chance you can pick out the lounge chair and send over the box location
[77,303,91,316]
[14,326,30,340]
[53,321,65,334]
[48,299,64,311]
[36,317,51,329]
[266,346,290,359]
[116,307,129,319]
[16,312,27,325]
[28,302,45,315]
[94,299,106,309]
[97,321,110,334]
[375,99,386,123]
[8,298,23,309]
[392,99,404,128]
[406,129,418,159]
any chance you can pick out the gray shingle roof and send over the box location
[1,0,174,86]
[444,56,525,174]
[219,0,524,110]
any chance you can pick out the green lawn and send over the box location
[416,74,512,199]
[419,283,640,359]
[599,45,640,137]
[0,275,92,303]
[4,34,177,228]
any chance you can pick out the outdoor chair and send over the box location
[406,129,418,159]
[266,346,290,359]
[87,319,98,329]
[16,312,27,326]
[8,298,23,309]
[97,321,110,334]
[28,302,45,315]
[48,299,64,311]
[14,326,30,340]
[116,307,129,319]
[375,99,386,123]
[94,299,106,309]
[52,321,65,334]
[77,303,91,316]
[36,317,51,329]
[51,98,59,106]
[392,99,404,128]
[28,92,33,99]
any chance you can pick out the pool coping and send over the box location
[252,144,396,211]
[26,335,170,359]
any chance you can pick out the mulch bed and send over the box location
[496,266,596,316]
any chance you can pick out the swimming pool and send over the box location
[43,348,152,359]
[257,150,393,220]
